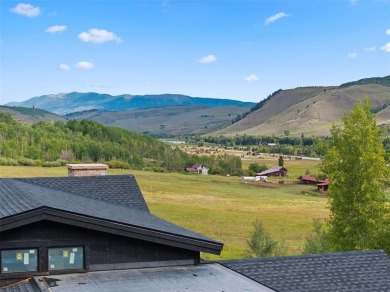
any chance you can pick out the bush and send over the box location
[302,219,330,254]
[42,161,62,167]
[248,163,267,174]
[0,157,19,166]
[105,160,130,169]
[17,158,41,166]
[244,220,285,257]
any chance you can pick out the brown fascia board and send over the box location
[0,207,223,255]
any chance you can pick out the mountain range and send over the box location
[3,75,390,137]
[6,93,255,115]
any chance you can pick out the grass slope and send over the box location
[218,83,390,136]
[65,105,251,136]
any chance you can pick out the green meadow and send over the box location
[0,159,332,260]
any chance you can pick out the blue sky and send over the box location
[1,0,389,104]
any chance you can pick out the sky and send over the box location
[1,0,389,104]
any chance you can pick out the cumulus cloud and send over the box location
[347,52,358,58]
[197,54,217,64]
[386,29,390,35]
[381,42,390,52]
[58,64,70,71]
[264,12,289,25]
[46,25,66,33]
[78,28,122,44]
[364,47,376,52]
[11,3,40,17]
[75,61,95,69]
[245,74,259,82]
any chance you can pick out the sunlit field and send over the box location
[0,160,331,260]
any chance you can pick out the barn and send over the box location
[256,166,287,177]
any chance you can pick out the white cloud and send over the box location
[349,0,359,4]
[46,25,67,33]
[11,3,40,17]
[78,29,122,44]
[245,74,259,82]
[386,28,390,35]
[197,54,217,64]
[347,52,358,58]
[381,42,390,52]
[364,47,376,52]
[264,12,289,25]
[75,61,95,69]
[58,64,70,71]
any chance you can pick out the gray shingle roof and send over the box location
[220,250,390,292]
[0,176,222,254]
[0,279,38,292]
[14,175,149,211]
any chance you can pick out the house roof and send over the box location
[317,179,331,186]
[29,263,272,292]
[220,250,390,292]
[256,166,287,176]
[4,250,389,291]
[0,175,223,255]
[13,175,149,211]
[1,279,38,292]
[298,175,318,182]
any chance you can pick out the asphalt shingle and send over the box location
[0,279,38,292]
[15,175,149,211]
[220,250,390,292]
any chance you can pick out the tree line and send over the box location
[0,113,242,175]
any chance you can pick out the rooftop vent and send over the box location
[66,164,109,177]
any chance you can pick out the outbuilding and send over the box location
[256,166,287,177]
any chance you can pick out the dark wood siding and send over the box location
[0,220,199,280]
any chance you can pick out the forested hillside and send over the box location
[0,113,242,174]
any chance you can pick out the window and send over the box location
[1,249,38,273]
[48,247,84,271]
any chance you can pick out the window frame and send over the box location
[0,248,39,274]
[47,246,85,271]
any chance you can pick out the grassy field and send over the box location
[0,164,330,260]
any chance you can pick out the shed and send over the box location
[298,175,318,184]
[317,179,330,192]
[185,164,209,175]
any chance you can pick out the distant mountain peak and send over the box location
[6,92,255,115]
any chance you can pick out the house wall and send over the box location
[0,221,199,281]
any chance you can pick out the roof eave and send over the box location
[0,208,223,255]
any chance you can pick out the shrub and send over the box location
[0,157,19,166]
[244,220,285,257]
[42,161,62,167]
[105,160,130,169]
[17,158,41,166]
